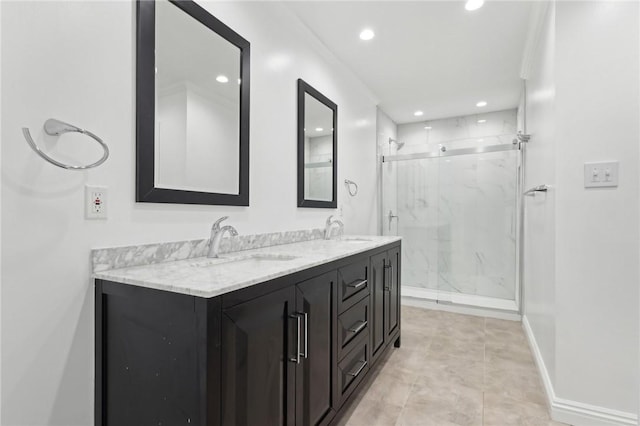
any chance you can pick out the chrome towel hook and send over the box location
[524,184,549,196]
[22,118,109,170]
[344,179,358,196]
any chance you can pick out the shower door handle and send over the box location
[388,210,398,232]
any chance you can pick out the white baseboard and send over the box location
[522,316,638,426]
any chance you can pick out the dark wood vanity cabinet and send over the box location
[221,272,337,426]
[370,247,401,364]
[96,242,400,426]
[221,286,297,425]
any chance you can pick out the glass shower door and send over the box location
[381,138,520,312]
[436,148,519,309]
[392,157,439,294]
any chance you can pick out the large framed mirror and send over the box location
[297,79,337,208]
[136,0,250,205]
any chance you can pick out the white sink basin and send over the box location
[337,237,372,243]
[188,253,299,268]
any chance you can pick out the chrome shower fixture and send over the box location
[388,137,405,149]
[515,131,531,143]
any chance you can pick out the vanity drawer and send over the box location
[338,295,369,358]
[338,259,369,312]
[337,335,369,405]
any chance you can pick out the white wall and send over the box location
[554,1,639,416]
[522,0,557,398]
[0,1,378,424]
[523,1,639,423]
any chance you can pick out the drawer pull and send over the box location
[347,360,367,377]
[348,320,367,334]
[347,279,367,289]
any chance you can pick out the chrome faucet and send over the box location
[208,216,238,258]
[324,215,344,240]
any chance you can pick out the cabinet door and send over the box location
[369,252,387,361]
[385,247,400,338]
[221,287,296,426]
[295,272,337,426]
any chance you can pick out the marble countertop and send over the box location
[93,235,401,298]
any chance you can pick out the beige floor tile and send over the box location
[485,362,547,406]
[485,317,523,332]
[342,398,403,426]
[483,392,553,426]
[386,346,430,371]
[344,306,568,426]
[485,326,528,345]
[428,335,485,363]
[485,338,535,367]
[397,332,432,352]
[362,368,416,408]
[416,355,484,390]
[401,382,483,426]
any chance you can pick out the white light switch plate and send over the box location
[584,161,619,188]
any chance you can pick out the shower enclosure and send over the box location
[381,126,522,312]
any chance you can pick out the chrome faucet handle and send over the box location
[326,215,335,226]
[212,216,229,231]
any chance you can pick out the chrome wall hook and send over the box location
[344,179,358,196]
[22,118,109,170]
[524,184,549,196]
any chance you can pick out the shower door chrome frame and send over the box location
[382,143,520,163]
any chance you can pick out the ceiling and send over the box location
[286,1,532,124]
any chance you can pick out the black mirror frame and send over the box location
[297,79,338,208]
[136,0,250,206]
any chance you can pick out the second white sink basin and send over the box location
[189,253,299,268]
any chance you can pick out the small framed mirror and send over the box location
[136,0,250,205]
[297,79,337,208]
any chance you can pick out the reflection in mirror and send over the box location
[304,93,334,201]
[136,0,250,205]
[297,79,337,208]
[155,0,240,194]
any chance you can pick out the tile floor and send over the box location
[338,305,567,426]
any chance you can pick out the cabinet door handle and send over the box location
[390,263,394,290]
[383,262,390,291]
[302,311,309,359]
[289,314,301,364]
[347,360,367,377]
[347,279,367,289]
[348,320,367,334]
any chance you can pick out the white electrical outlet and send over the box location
[85,185,108,219]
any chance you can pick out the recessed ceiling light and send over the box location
[216,75,229,83]
[477,119,487,123]
[315,127,324,132]
[465,0,484,11]
[478,138,484,142]
[359,29,375,41]
[424,126,432,130]
[414,111,424,117]
[476,101,487,107]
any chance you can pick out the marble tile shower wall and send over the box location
[393,109,519,301]
[397,109,518,155]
